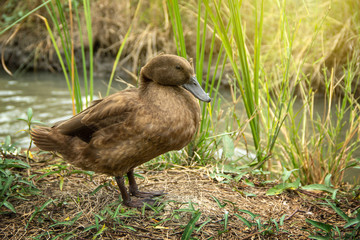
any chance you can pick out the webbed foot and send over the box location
[123,198,158,209]
[130,190,166,198]
[127,169,166,198]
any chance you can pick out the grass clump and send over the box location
[277,57,360,186]
[0,108,43,214]
[172,0,360,187]
[0,136,39,214]
[306,199,360,239]
[167,0,225,166]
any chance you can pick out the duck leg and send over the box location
[127,169,165,198]
[115,176,155,208]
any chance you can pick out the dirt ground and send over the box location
[1,154,359,239]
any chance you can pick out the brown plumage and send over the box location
[31,54,211,208]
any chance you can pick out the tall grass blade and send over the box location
[68,0,76,115]
[167,0,187,58]
[181,211,201,240]
[106,0,142,96]
[326,199,350,222]
[235,213,253,228]
[203,0,265,162]
[305,218,333,233]
[43,0,83,113]
[0,0,52,35]
[37,14,71,98]
[83,0,93,102]
[74,6,89,106]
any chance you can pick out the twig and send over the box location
[284,208,300,221]
[26,140,34,184]
[351,205,360,212]
[128,225,151,232]
[241,229,268,240]
[117,230,162,240]
[297,189,323,198]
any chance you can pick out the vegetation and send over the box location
[306,199,360,239]
[0,0,360,239]
[0,136,39,214]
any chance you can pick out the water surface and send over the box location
[0,72,111,146]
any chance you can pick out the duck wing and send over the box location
[54,89,138,143]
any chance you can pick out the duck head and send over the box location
[140,54,211,102]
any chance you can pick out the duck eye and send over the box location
[175,65,182,70]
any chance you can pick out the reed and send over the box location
[166,0,293,167]
[167,0,360,186]
[40,0,89,113]
[264,1,360,185]
[167,0,225,165]
[38,0,140,113]
[278,57,360,185]
[105,1,142,97]
[202,0,285,165]
[78,0,92,104]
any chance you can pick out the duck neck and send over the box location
[139,75,156,100]
[139,74,149,91]
[139,74,200,132]
[140,77,181,107]
[139,73,198,109]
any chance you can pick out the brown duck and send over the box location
[31,54,211,208]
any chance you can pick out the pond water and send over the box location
[1,72,359,183]
[0,72,112,146]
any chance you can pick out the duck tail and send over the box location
[30,127,69,152]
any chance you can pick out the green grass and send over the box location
[163,0,360,187]
[306,199,360,239]
[169,0,290,169]
[37,0,141,113]
[0,108,44,214]
[39,0,86,113]
[167,0,225,165]
[277,56,360,185]
[0,136,39,214]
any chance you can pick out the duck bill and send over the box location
[183,76,211,102]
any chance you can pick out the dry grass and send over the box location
[0,0,175,74]
[1,154,358,239]
[1,0,358,93]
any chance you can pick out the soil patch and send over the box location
[0,155,358,239]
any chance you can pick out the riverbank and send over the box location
[1,0,359,95]
[0,0,178,77]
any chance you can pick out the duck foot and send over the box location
[130,190,166,198]
[115,175,161,209]
[123,198,158,209]
[127,169,166,198]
